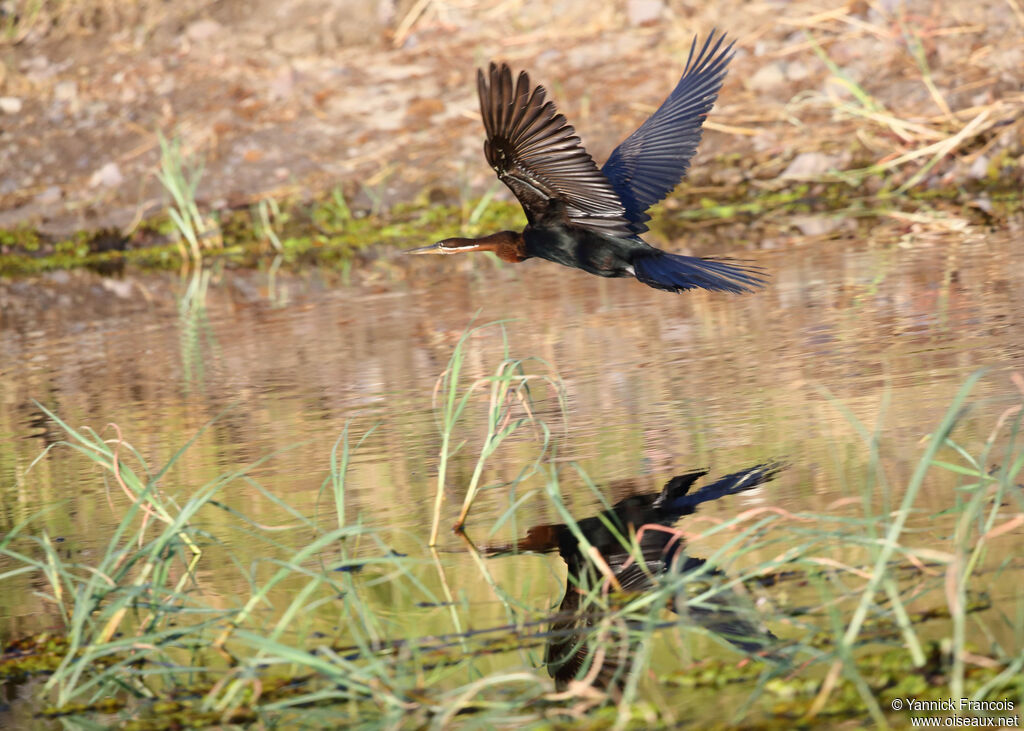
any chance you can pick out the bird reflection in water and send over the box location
[487,461,786,693]
[408,32,764,295]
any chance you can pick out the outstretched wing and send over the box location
[478,62,634,237]
[601,32,735,234]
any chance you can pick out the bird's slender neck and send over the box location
[448,230,527,263]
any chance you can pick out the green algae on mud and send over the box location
[0,189,527,277]
[1,172,1021,278]
[1,597,1017,729]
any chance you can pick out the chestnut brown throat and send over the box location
[406,230,527,263]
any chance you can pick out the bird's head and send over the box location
[404,238,481,256]
[404,231,527,262]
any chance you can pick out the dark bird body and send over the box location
[409,32,764,294]
[488,462,787,691]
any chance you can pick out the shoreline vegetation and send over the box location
[0,168,1021,278]
[1,334,1022,728]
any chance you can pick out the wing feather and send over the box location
[601,31,735,234]
[478,62,633,236]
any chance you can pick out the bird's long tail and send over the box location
[655,461,787,514]
[632,251,765,294]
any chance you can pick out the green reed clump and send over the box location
[0,407,438,725]
[427,318,567,544]
[156,134,221,266]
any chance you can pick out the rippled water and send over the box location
[1,218,1023,721]
[4,225,1022,530]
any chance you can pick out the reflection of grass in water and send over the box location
[2,339,1022,727]
[177,267,218,389]
[254,199,292,307]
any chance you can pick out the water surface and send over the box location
[1,219,1022,721]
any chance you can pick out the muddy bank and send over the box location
[1,0,1022,246]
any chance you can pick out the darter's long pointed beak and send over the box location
[404,243,445,255]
